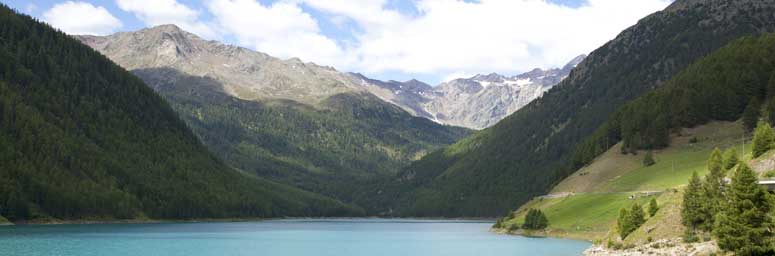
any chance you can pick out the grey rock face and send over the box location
[353,55,586,129]
[77,24,367,106]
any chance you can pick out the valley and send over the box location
[5,0,775,254]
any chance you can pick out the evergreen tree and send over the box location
[618,203,646,239]
[752,121,775,158]
[713,163,773,255]
[700,148,725,231]
[643,151,656,167]
[723,148,739,171]
[618,207,631,239]
[628,203,646,232]
[743,98,762,132]
[522,209,549,230]
[682,171,704,230]
[648,198,659,217]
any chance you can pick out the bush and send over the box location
[643,151,656,167]
[648,198,659,217]
[683,230,699,243]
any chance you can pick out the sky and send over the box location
[4,0,672,84]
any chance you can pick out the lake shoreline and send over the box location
[4,216,498,226]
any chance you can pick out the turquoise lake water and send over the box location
[0,219,590,256]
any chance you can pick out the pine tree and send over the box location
[643,151,656,167]
[682,171,704,230]
[618,207,631,239]
[628,203,646,232]
[700,148,724,231]
[648,198,659,217]
[713,163,773,255]
[752,121,775,158]
[522,209,549,230]
[743,98,762,132]
[618,203,646,239]
[723,148,739,170]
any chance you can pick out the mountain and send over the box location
[0,5,360,222]
[351,55,585,129]
[77,25,471,204]
[77,24,362,105]
[498,32,775,248]
[368,0,775,217]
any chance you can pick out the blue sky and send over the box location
[4,0,671,84]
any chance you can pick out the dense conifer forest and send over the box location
[0,5,360,221]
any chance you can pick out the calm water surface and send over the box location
[0,219,590,256]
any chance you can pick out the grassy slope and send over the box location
[500,121,748,241]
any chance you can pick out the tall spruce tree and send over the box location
[752,121,775,158]
[682,171,704,230]
[618,207,631,239]
[628,203,646,232]
[700,148,725,231]
[723,148,739,171]
[743,98,762,133]
[713,163,773,255]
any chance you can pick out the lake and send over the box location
[0,219,590,256]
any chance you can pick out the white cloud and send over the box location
[207,0,349,67]
[342,0,672,77]
[116,0,216,38]
[43,1,122,35]
[237,0,669,81]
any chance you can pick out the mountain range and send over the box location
[354,55,585,129]
[76,25,471,205]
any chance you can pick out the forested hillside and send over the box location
[496,33,775,244]
[0,5,360,222]
[370,0,775,217]
[132,68,469,203]
[573,34,775,167]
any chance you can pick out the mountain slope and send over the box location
[352,55,585,129]
[375,0,775,217]
[497,31,775,241]
[0,5,359,222]
[78,26,471,204]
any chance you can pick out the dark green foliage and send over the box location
[0,5,360,221]
[377,0,775,217]
[713,163,774,255]
[576,34,775,166]
[648,198,658,217]
[743,98,762,132]
[618,203,645,239]
[682,172,704,230]
[522,209,549,230]
[723,148,739,170]
[700,148,725,231]
[753,121,775,158]
[132,68,470,207]
[643,151,656,167]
